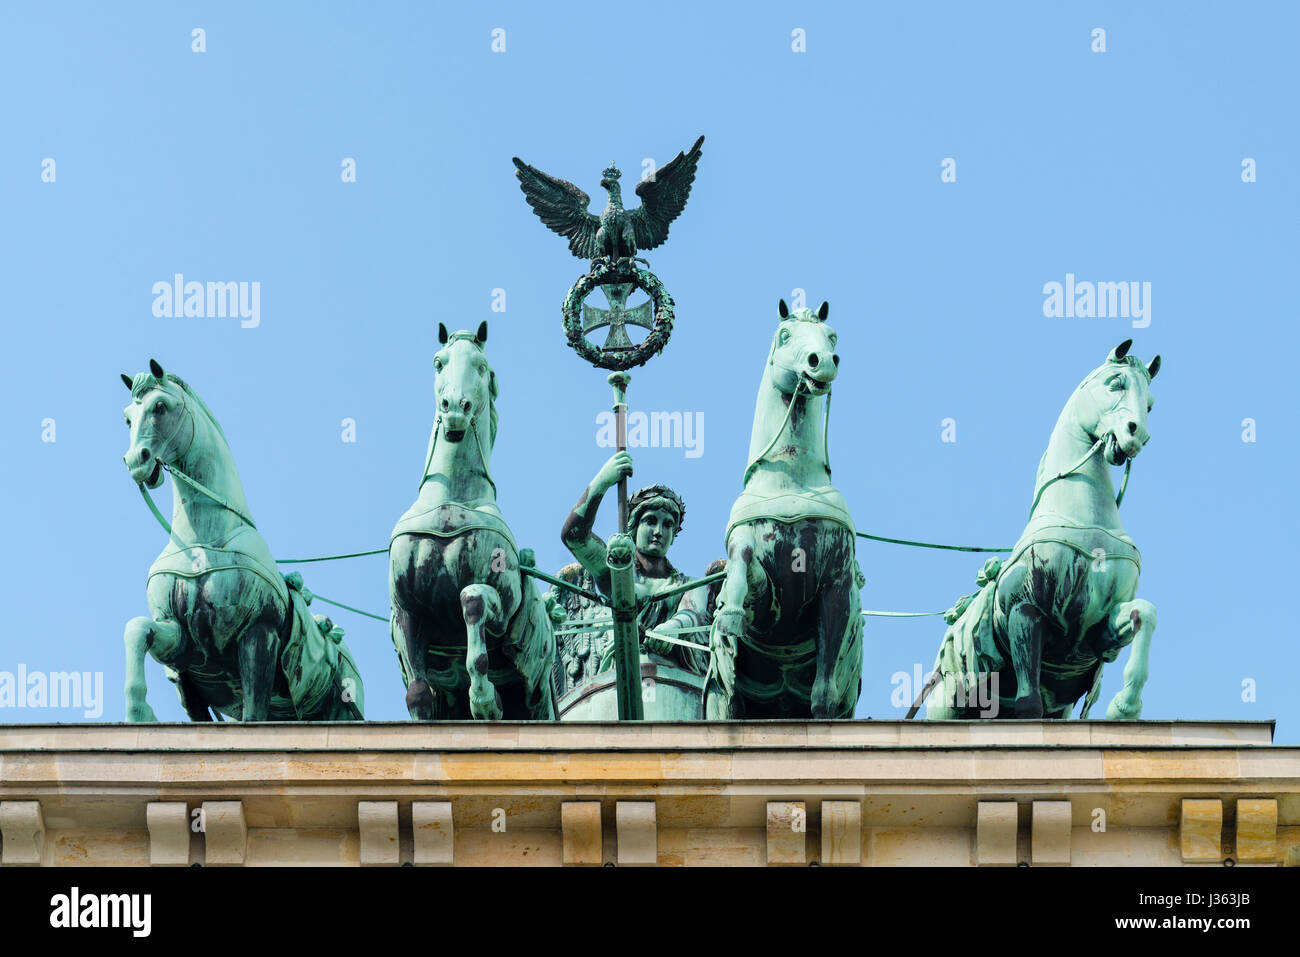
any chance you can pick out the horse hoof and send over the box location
[1013,695,1044,719]
[469,682,502,721]
[127,703,158,723]
[1106,694,1142,720]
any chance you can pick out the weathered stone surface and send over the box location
[1235,798,1277,863]
[821,800,862,865]
[1031,801,1071,865]
[0,801,45,865]
[561,802,602,865]
[0,721,1291,867]
[1180,798,1222,862]
[976,802,1018,866]
[358,801,399,866]
[146,802,190,866]
[202,801,247,866]
[412,801,454,865]
[616,801,657,865]
[766,801,807,865]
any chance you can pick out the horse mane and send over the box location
[1074,355,1153,394]
[131,371,230,448]
[1033,354,1154,504]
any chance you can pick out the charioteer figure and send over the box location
[552,450,723,717]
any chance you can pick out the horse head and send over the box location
[1076,339,1162,466]
[768,299,839,397]
[121,359,196,489]
[434,320,498,446]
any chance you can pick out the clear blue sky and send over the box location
[1,2,1295,735]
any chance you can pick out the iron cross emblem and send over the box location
[581,283,654,351]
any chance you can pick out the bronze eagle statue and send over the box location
[512,135,704,263]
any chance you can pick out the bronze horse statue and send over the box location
[924,340,1160,719]
[704,300,865,718]
[389,322,556,720]
[122,360,365,721]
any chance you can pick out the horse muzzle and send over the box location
[126,449,164,488]
[800,372,835,396]
[441,412,471,442]
[1104,431,1143,465]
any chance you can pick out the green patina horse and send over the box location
[122,360,365,721]
[389,322,556,720]
[704,300,865,719]
[925,340,1161,720]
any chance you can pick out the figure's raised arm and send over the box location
[560,450,634,591]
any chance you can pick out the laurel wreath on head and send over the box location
[561,260,674,371]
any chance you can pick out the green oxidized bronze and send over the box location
[515,136,708,719]
[389,322,557,720]
[122,360,365,722]
[561,260,673,371]
[921,340,1161,719]
[514,135,703,371]
[552,450,721,719]
[704,301,866,719]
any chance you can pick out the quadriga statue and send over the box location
[704,300,865,719]
[122,360,365,721]
[924,340,1161,719]
[389,322,557,720]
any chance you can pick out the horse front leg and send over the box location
[124,617,182,722]
[1105,599,1157,719]
[236,622,279,721]
[1006,601,1046,718]
[461,584,505,720]
[705,526,761,719]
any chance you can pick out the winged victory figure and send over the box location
[512,135,704,265]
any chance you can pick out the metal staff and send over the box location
[604,371,643,719]
[608,372,631,532]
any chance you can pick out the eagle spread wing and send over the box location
[512,157,600,260]
[631,135,704,252]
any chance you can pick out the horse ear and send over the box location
[1146,355,1161,380]
[1110,339,1132,362]
[817,301,829,321]
[149,358,165,379]
[476,321,488,344]
[778,299,789,319]
[121,373,133,391]
[438,323,449,345]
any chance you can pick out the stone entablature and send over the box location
[0,721,1295,866]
